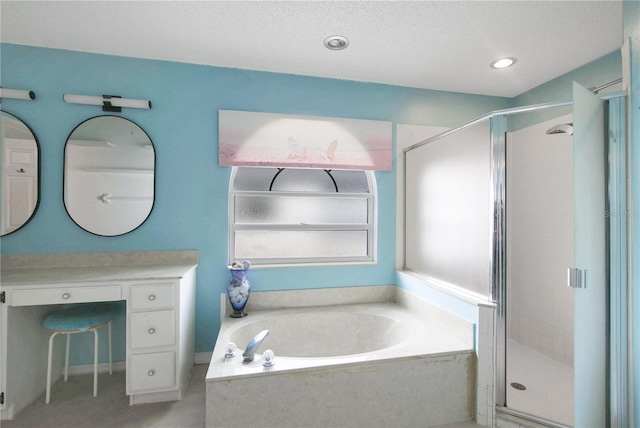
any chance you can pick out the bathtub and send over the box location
[206,288,476,427]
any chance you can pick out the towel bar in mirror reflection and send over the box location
[64,115,156,236]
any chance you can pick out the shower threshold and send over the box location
[496,406,571,428]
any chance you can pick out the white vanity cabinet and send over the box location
[125,275,196,405]
[0,251,198,419]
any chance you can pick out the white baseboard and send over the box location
[195,352,212,365]
[1,403,15,421]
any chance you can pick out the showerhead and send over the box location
[546,123,573,135]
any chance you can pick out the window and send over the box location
[229,167,377,266]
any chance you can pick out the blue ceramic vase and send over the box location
[227,269,250,318]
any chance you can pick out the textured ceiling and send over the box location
[0,1,624,97]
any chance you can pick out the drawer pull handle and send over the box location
[148,328,156,334]
[148,295,156,301]
[148,370,155,376]
[62,293,70,300]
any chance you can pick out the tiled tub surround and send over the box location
[206,286,476,427]
[0,251,198,419]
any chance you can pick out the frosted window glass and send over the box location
[232,167,370,193]
[327,170,370,193]
[236,196,368,224]
[235,230,368,259]
[230,167,375,265]
[404,121,491,297]
[232,167,275,191]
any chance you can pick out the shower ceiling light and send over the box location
[324,35,349,51]
[490,57,517,69]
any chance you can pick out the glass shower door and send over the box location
[503,82,608,427]
[571,82,607,426]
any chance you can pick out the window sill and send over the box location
[246,260,378,269]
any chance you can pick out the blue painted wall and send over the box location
[0,43,511,361]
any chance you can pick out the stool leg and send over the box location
[108,321,113,375]
[93,328,99,397]
[46,332,59,404]
[64,333,70,382]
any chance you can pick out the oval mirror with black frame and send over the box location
[64,115,155,236]
[1,111,40,236]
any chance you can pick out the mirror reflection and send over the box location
[64,116,155,236]
[1,111,40,236]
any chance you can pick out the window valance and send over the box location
[219,110,392,171]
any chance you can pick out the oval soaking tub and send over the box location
[229,311,409,358]
[206,301,476,427]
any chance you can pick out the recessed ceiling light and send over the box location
[490,57,517,69]
[324,35,349,51]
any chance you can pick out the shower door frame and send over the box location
[492,92,629,427]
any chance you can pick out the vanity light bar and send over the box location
[63,93,152,112]
[0,87,36,101]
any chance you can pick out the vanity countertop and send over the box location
[1,250,198,286]
[1,264,197,286]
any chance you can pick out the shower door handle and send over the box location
[567,268,587,289]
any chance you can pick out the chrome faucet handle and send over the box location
[262,349,275,367]
[225,342,237,358]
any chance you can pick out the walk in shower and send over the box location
[505,109,575,426]
[403,82,628,427]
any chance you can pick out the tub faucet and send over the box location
[242,329,269,362]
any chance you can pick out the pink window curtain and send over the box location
[219,110,392,171]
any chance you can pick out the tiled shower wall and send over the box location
[506,114,574,366]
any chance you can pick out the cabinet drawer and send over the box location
[129,352,175,393]
[10,285,121,306]
[130,310,176,349]
[129,283,175,311]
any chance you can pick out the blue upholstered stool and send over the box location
[43,302,120,404]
